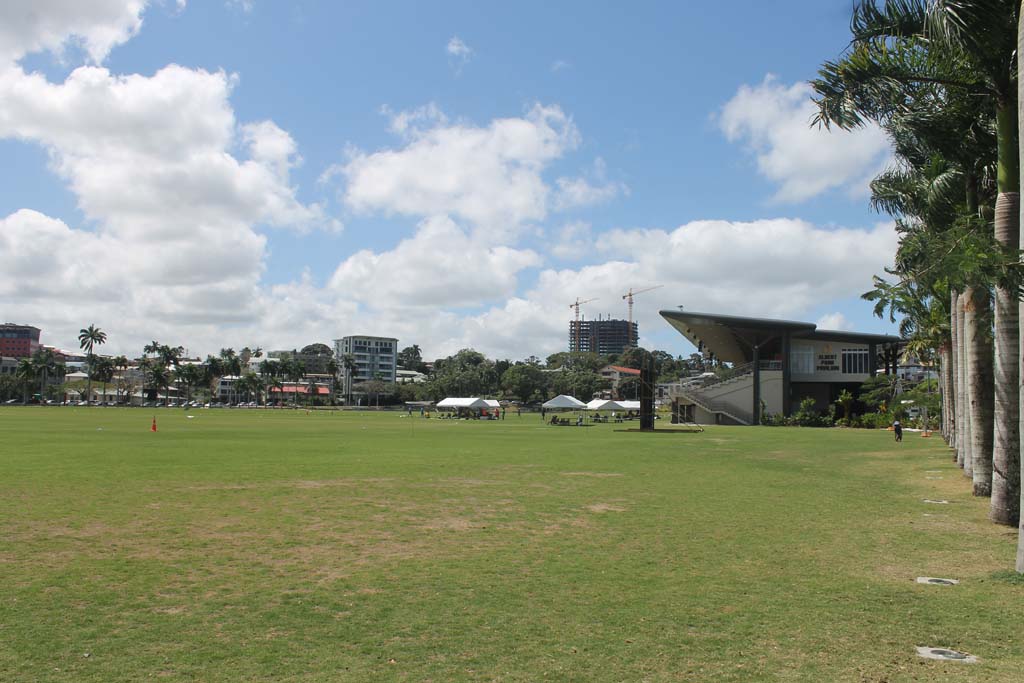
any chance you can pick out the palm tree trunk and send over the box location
[941,342,954,443]
[949,291,959,454]
[964,286,993,492]
[1017,1,1024,571]
[993,189,1021,522]
[85,353,93,406]
[957,290,970,469]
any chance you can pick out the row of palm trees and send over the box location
[72,328,357,407]
[14,347,64,403]
[811,0,1024,571]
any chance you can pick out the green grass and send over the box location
[1,407,1021,682]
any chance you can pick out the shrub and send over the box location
[791,397,833,428]
[858,411,894,429]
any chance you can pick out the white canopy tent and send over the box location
[482,399,501,409]
[617,400,641,411]
[436,397,488,409]
[585,399,622,411]
[542,395,586,410]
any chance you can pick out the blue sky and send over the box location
[0,1,899,360]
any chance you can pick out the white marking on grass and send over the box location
[916,577,959,585]
[923,499,950,504]
[915,647,977,663]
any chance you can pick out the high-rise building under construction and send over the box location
[568,317,637,355]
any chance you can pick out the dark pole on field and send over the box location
[639,353,655,431]
[752,343,761,426]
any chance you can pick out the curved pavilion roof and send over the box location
[659,310,901,364]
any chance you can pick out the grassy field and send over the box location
[1,407,1021,682]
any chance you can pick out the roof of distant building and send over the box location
[604,365,641,375]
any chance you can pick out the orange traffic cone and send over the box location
[151,417,157,432]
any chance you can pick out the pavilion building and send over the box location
[660,310,902,425]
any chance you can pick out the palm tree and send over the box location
[257,359,278,406]
[341,353,357,406]
[813,0,1018,509]
[145,363,170,405]
[91,356,115,404]
[859,121,989,473]
[964,285,994,489]
[286,359,306,407]
[173,364,202,405]
[958,293,972,470]
[1016,0,1024,572]
[29,347,61,403]
[306,375,320,407]
[78,325,107,406]
[15,358,34,403]
[926,0,1017,499]
[267,376,284,405]
[159,345,184,370]
[112,355,129,404]
[219,348,242,404]
[204,355,224,404]
[325,357,339,406]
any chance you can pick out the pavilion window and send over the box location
[791,345,814,374]
[841,348,869,374]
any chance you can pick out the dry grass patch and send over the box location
[583,503,627,513]
[559,471,624,478]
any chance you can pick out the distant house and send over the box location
[599,365,641,399]
[396,369,427,384]
[895,355,938,383]
[268,383,331,402]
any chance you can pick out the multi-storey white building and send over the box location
[332,336,398,399]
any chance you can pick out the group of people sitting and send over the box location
[548,410,641,426]
[549,414,585,426]
[437,408,504,420]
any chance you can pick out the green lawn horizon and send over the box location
[1,407,1020,682]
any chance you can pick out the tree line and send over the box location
[0,326,706,409]
[810,0,1023,571]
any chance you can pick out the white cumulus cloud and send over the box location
[0,2,898,363]
[816,312,853,331]
[327,215,541,309]
[0,0,147,64]
[719,75,891,202]
[446,35,472,72]
[0,2,336,354]
[553,158,627,211]
[334,103,581,233]
[411,218,899,359]
[447,36,472,58]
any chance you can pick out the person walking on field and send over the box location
[893,419,903,442]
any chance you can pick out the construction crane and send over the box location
[622,285,663,346]
[569,297,599,352]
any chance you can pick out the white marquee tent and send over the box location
[542,395,586,409]
[585,399,622,411]
[437,397,489,409]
